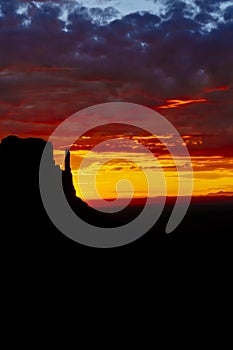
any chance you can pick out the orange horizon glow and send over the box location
[54,146,233,201]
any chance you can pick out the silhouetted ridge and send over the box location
[1,136,232,245]
[0,136,128,240]
[0,136,55,236]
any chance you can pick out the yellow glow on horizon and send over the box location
[53,150,233,200]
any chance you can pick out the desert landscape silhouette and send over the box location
[1,135,232,250]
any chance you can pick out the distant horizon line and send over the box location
[86,193,233,208]
[86,193,233,200]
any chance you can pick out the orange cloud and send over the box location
[204,86,230,93]
[157,98,208,109]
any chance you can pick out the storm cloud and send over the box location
[0,0,232,154]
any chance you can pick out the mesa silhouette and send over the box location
[0,136,143,239]
[1,136,232,246]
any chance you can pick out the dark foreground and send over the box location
[1,136,232,253]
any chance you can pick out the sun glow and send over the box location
[53,148,233,202]
[52,118,233,202]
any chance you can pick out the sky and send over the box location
[0,0,233,200]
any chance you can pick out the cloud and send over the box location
[0,0,232,158]
[157,98,208,109]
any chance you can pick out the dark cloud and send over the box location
[194,0,221,12]
[0,0,232,156]
[224,5,233,21]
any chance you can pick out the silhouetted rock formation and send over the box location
[62,149,76,198]
[1,135,232,248]
[0,135,125,243]
[0,136,58,239]
[62,148,90,215]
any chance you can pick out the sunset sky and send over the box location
[0,0,233,200]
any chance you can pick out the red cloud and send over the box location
[204,86,230,93]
